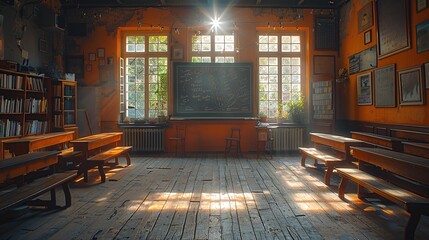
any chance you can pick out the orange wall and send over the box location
[338,0,429,126]
[67,7,337,151]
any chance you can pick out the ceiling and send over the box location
[60,0,346,9]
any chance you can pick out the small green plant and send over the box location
[258,112,267,122]
[286,95,305,123]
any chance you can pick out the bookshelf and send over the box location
[0,68,49,138]
[52,80,77,131]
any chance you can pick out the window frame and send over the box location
[121,31,169,120]
[257,31,306,121]
[190,30,238,63]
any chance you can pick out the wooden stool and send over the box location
[256,127,273,159]
[225,128,241,157]
[168,125,186,156]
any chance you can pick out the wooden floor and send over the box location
[1,152,428,239]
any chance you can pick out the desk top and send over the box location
[0,151,60,169]
[350,131,404,142]
[3,131,74,144]
[71,132,122,143]
[310,132,364,143]
[351,146,429,185]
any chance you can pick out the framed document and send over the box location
[357,72,372,105]
[398,67,424,105]
[374,64,396,107]
[376,0,410,58]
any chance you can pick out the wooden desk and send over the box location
[351,147,429,186]
[3,132,75,157]
[70,132,123,159]
[71,132,123,181]
[402,142,429,159]
[350,131,404,151]
[0,151,59,183]
[310,132,366,161]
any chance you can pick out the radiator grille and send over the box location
[123,127,164,152]
[271,127,304,151]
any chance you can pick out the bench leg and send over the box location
[405,212,420,240]
[125,153,131,166]
[324,165,334,185]
[62,182,72,208]
[114,157,119,165]
[49,189,57,208]
[96,162,106,183]
[338,177,349,198]
[300,155,307,167]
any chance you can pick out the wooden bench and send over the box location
[336,167,429,239]
[78,146,132,183]
[0,171,77,214]
[298,147,344,185]
[57,147,82,170]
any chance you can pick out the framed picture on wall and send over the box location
[417,0,428,12]
[357,72,372,105]
[364,30,372,44]
[374,64,396,107]
[416,19,429,53]
[172,47,183,60]
[424,62,429,89]
[377,0,410,58]
[97,48,105,58]
[313,55,335,75]
[398,67,424,105]
[358,1,374,33]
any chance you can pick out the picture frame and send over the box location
[364,30,372,45]
[313,55,335,75]
[424,62,429,89]
[97,48,105,58]
[89,53,96,61]
[39,38,48,53]
[65,56,84,79]
[374,64,396,107]
[416,19,429,53]
[99,58,105,66]
[417,0,428,12]
[398,67,424,105]
[358,1,374,33]
[376,0,410,58]
[107,57,113,65]
[172,47,184,60]
[357,72,372,105]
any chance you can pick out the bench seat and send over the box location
[298,147,344,185]
[336,167,429,239]
[58,147,82,170]
[0,171,77,214]
[79,146,132,183]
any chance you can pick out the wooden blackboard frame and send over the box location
[173,62,254,119]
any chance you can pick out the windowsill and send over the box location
[118,122,169,128]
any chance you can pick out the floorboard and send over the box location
[0,153,428,239]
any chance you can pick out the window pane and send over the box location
[126,36,145,53]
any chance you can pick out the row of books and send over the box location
[54,98,74,111]
[53,115,63,128]
[0,119,21,138]
[0,74,24,90]
[25,120,48,135]
[53,85,75,97]
[0,97,24,113]
[26,77,45,92]
[25,98,48,114]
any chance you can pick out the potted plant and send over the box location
[258,112,267,122]
[286,95,305,123]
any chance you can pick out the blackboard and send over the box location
[349,45,377,75]
[173,62,253,118]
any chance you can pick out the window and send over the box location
[191,33,236,63]
[122,33,168,120]
[258,33,304,119]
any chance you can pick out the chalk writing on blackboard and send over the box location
[173,63,253,118]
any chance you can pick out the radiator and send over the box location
[123,127,164,152]
[271,127,304,151]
